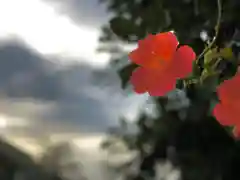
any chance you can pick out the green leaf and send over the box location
[204,47,234,65]
[118,63,138,88]
[219,47,234,59]
[204,48,215,65]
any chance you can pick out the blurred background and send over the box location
[0,0,150,180]
[0,0,239,180]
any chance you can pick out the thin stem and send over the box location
[195,0,222,64]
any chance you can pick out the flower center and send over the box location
[148,51,169,70]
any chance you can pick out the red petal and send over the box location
[217,73,240,104]
[129,34,159,68]
[129,48,161,69]
[153,32,179,61]
[130,67,176,96]
[138,34,155,49]
[130,67,148,94]
[148,75,176,96]
[129,35,156,66]
[169,45,196,79]
[129,32,178,68]
[147,69,176,96]
[213,103,238,126]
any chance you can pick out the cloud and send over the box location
[0,0,110,66]
[0,40,63,101]
[0,1,146,178]
[43,0,111,27]
[0,39,147,136]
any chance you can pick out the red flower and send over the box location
[213,73,240,137]
[129,32,196,96]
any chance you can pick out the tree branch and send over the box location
[196,0,222,64]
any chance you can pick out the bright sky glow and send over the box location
[0,114,30,128]
[0,0,110,66]
[72,135,104,150]
[0,115,7,128]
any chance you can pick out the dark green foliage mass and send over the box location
[99,0,240,180]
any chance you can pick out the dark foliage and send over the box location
[99,0,240,179]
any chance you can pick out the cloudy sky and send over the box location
[0,0,150,162]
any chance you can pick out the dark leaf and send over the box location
[110,17,139,39]
[118,63,138,88]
